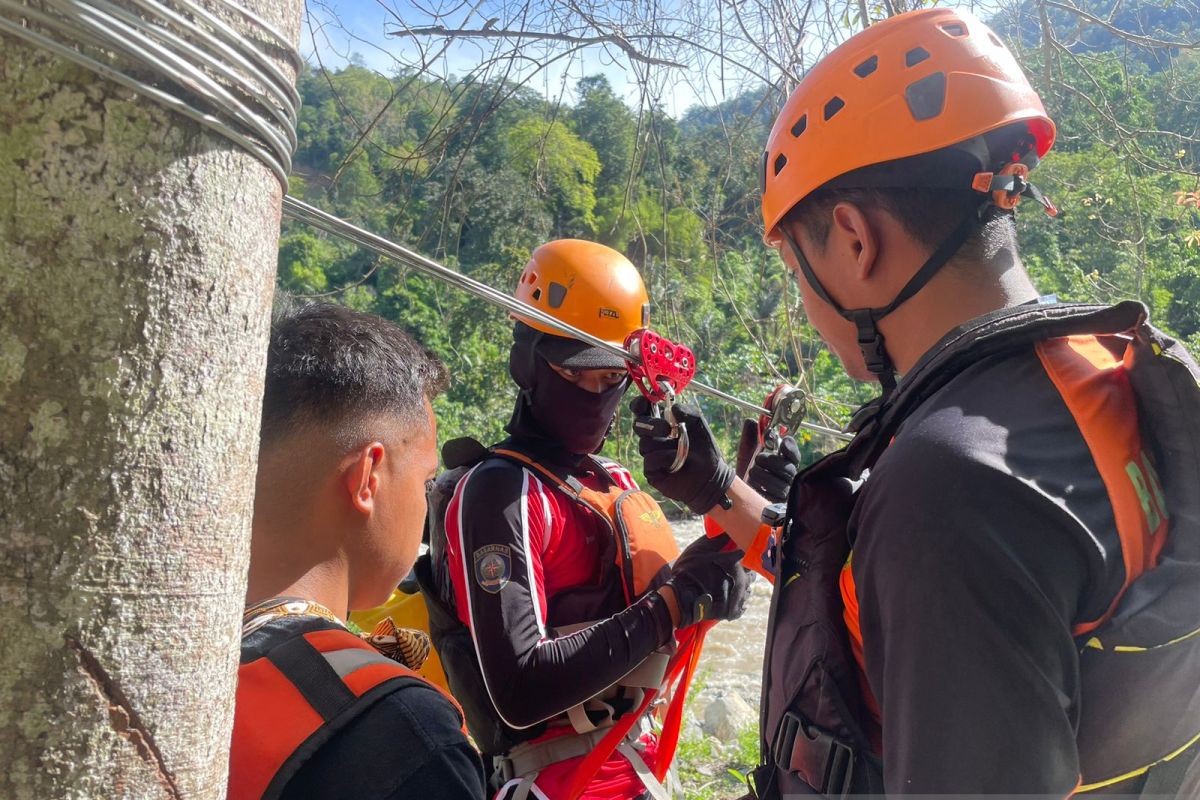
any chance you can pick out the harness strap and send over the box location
[566,689,642,734]
[563,621,711,800]
[1137,735,1200,798]
[551,622,672,734]
[508,774,540,800]
[498,728,615,780]
[617,740,671,800]
[495,724,672,800]
[491,447,611,498]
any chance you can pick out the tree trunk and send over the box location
[0,1,302,796]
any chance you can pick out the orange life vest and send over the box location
[491,447,681,601]
[754,302,1200,799]
[229,621,464,800]
[419,443,695,798]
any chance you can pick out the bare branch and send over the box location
[386,25,689,68]
[1042,0,1200,50]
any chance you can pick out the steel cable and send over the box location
[282,197,853,442]
[0,0,298,188]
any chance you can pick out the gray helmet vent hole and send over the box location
[905,47,930,67]
[547,282,569,309]
[854,55,878,78]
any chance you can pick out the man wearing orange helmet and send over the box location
[633,8,1200,798]
[417,239,754,800]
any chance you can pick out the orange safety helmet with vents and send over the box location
[760,8,1058,396]
[512,239,650,368]
[761,7,1057,245]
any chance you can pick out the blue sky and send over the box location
[301,0,784,115]
[301,0,1000,116]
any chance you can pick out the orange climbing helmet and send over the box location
[760,7,1057,244]
[513,239,650,368]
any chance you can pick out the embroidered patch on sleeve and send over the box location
[473,544,512,594]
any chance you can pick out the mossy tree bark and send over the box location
[0,1,302,796]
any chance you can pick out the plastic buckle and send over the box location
[772,711,803,770]
[857,330,889,375]
[772,711,857,799]
[818,731,856,800]
[761,503,787,527]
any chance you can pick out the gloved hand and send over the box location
[630,396,734,515]
[746,435,801,504]
[664,533,753,628]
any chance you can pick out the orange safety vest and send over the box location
[492,447,681,603]
[418,443,699,799]
[229,621,465,800]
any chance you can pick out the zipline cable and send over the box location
[0,0,299,189]
[282,196,853,442]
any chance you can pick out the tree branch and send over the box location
[386,25,688,68]
[1042,0,1200,50]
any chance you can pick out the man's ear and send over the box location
[831,202,880,281]
[344,442,385,515]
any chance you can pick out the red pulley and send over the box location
[624,329,696,403]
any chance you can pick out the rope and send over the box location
[0,0,300,189]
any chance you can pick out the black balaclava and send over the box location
[506,325,628,456]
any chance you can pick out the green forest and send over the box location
[277,1,1200,487]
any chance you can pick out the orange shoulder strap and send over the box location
[1036,335,1169,636]
[230,628,462,800]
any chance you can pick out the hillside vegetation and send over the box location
[278,4,1200,477]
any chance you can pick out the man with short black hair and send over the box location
[229,302,486,800]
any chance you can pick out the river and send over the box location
[672,518,770,706]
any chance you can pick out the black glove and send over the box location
[665,533,753,628]
[746,435,801,504]
[630,396,735,515]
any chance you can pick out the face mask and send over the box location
[527,357,628,454]
[508,332,628,455]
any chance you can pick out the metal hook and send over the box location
[656,382,690,474]
[762,387,807,457]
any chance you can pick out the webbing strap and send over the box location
[510,774,539,800]
[617,740,671,800]
[779,207,980,397]
[567,693,642,734]
[500,727,616,779]
[491,448,595,497]
[266,635,354,721]
[873,209,980,318]
[563,622,711,800]
[1138,735,1200,798]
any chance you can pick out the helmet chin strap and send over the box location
[781,203,993,398]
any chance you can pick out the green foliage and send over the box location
[505,118,602,233]
[673,719,760,800]
[278,11,1199,470]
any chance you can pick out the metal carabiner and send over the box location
[652,381,690,473]
[760,385,808,457]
